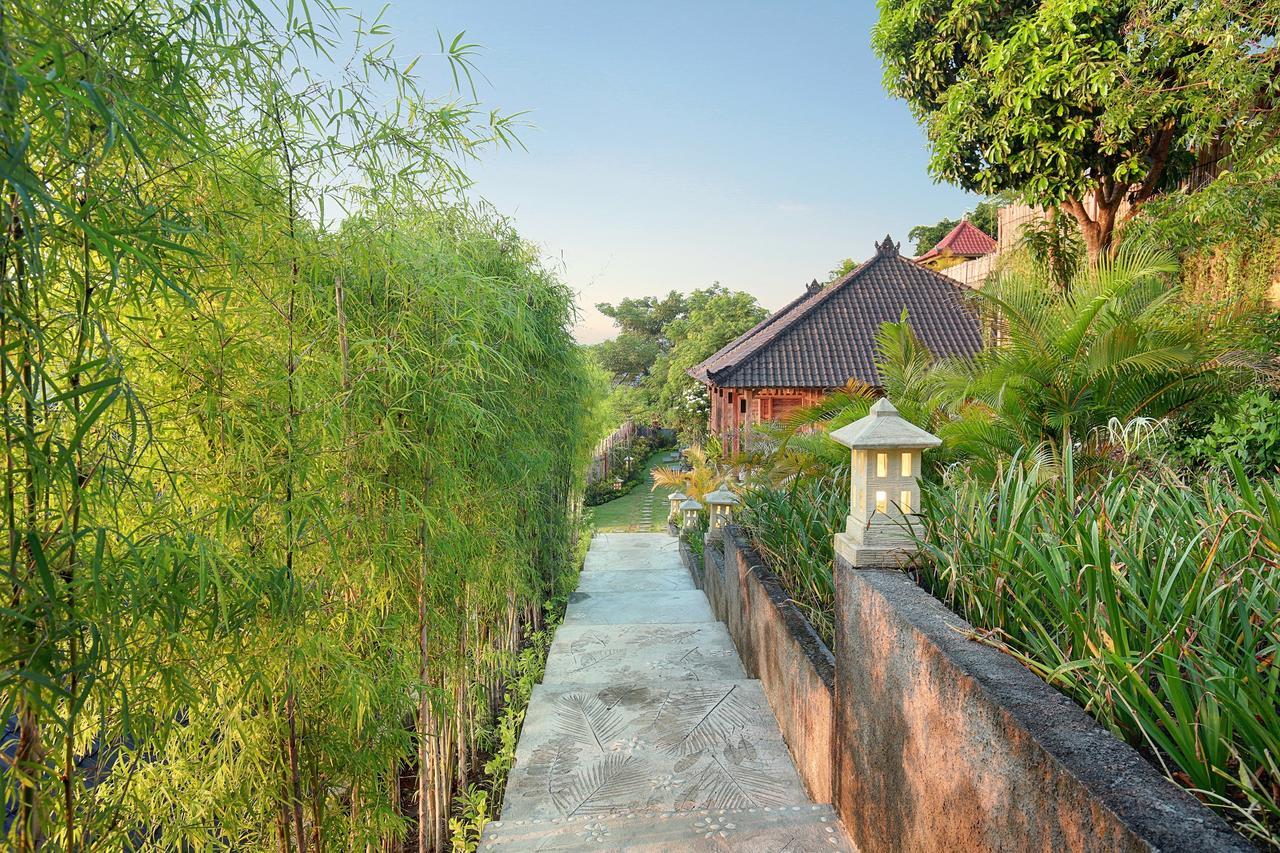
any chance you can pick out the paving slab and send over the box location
[483,531,853,850]
[544,623,746,684]
[582,534,682,573]
[576,568,693,593]
[500,680,810,822]
[481,804,854,851]
[560,590,714,625]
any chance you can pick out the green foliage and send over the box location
[680,512,710,566]
[592,285,766,439]
[1019,209,1086,290]
[827,258,858,282]
[1174,389,1280,476]
[652,290,768,438]
[0,2,596,850]
[919,456,1280,845]
[941,246,1225,475]
[874,0,1280,256]
[737,474,848,647]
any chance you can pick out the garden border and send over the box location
[678,524,1253,851]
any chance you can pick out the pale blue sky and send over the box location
[360,2,976,341]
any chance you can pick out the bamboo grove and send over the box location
[0,1,599,849]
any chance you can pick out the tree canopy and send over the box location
[874,0,1280,260]
[591,286,766,437]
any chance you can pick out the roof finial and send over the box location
[875,234,900,257]
[806,278,822,293]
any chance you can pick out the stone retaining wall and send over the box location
[833,556,1251,853]
[678,526,1252,851]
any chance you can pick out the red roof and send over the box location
[914,220,997,264]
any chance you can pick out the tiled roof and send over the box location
[915,219,997,263]
[690,236,982,389]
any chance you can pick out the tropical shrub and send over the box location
[767,247,1230,481]
[919,457,1280,846]
[737,474,848,647]
[1172,389,1280,476]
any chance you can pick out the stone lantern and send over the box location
[667,490,688,523]
[828,398,940,568]
[703,484,740,530]
[679,497,703,530]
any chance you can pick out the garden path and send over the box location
[481,532,854,851]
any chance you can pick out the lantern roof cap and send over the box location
[704,484,740,505]
[668,490,689,501]
[829,397,941,450]
[679,498,703,510]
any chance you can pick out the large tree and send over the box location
[874,0,1280,261]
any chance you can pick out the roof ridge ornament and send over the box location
[806,278,822,293]
[875,234,900,257]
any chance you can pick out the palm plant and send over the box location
[651,445,732,502]
[942,245,1225,476]
[759,246,1227,481]
[753,317,956,478]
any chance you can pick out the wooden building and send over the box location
[690,236,983,455]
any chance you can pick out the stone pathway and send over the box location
[481,532,854,851]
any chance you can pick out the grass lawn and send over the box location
[589,449,681,532]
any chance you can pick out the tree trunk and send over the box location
[1063,123,1177,264]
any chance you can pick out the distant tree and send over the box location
[908,219,958,257]
[597,291,691,343]
[593,285,751,388]
[874,0,1280,261]
[589,334,661,386]
[654,291,767,437]
[827,258,858,282]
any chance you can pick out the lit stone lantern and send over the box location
[828,398,940,568]
[703,484,740,530]
[679,497,704,529]
[667,490,689,523]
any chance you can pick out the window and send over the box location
[875,490,887,513]
[901,452,912,477]
[740,398,747,414]
[900,490,912,513]
[876,452,888,477]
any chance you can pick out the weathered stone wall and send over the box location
[697,527,836,803]
[833,556,1251,853]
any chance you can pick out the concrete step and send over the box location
[583,534,683,573]
[561,590,713,626]
[576,568,693,593]
[480,803,853,851]
[544,623,746,685]
[499,680,810,823]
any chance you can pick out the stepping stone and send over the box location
[499,680,810,823]
[481,803,853,851]
[576,568,693,593]
[561,590,713,625]
[544,623,746,684]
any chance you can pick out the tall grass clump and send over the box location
[737,473,847,647]
[920,456,1280,846]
